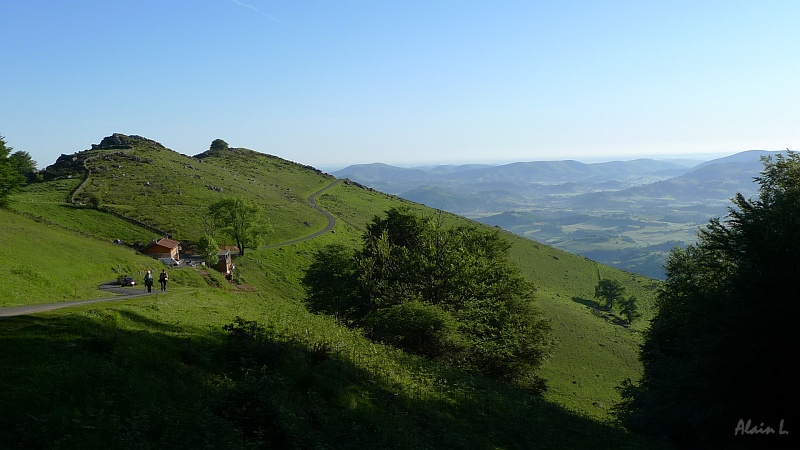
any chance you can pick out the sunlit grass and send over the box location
[0,137,669,447]
[0,209,158,307]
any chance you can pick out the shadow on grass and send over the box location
[0,311,660,449]
[572,297,631,327]
[572,296,605,310]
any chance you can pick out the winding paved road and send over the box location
[0,283,157,318]
[0,179,342,318]
[263,179,340,248]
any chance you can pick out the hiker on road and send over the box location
[144,270,154,293]
[159,269,168,292]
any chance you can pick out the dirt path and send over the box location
[0,179,342,318]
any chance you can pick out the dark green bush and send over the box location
[367,299,465,359]
[303,208,553,388]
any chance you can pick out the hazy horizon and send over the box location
[321,148,768,173]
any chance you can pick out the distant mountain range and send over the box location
[334,150,788,279]
[334,158,695,197]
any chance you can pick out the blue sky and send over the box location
[2,1,799,170]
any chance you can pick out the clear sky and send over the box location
[2,1,799,171]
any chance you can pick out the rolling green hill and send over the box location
[0,208,159,307]
[1,134,664,449]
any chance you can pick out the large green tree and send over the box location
[615,153,800,448]
[0,135,26,208]
[303,208,553,388]
[209,197,270,255]
[595,279,625,310]
[9,150,37,179]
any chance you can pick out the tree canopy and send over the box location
[0,135,26,208]
[615,152,800,448]
[209,197,270,255]
[210,139,229,151]
[303,208,553,388]
[595,279,625,310]
[595,279,640,324]
[9,150,37,177]
[197,234,220,266]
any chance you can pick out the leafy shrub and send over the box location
[367,299,465,359]
[303,208,553,388]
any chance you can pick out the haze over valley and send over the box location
[335,150,785,279]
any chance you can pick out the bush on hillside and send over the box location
[303,208,553,388]
[210,139,230,151]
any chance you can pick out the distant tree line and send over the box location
[303,208,553,389]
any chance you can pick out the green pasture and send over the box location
[0,209,157,307]
[1,235,662,448]
[0,136,669,448]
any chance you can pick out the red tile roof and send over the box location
[156,238,180,249]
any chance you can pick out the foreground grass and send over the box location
[0,285,661,449]
[0,208,662,447]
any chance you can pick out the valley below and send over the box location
[335,151,779,279]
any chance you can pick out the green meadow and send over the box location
[0,134,666,449]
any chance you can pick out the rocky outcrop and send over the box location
[91,133,165,150]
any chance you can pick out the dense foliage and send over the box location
[209,197,271,255]
[303,208,553,388]
[9,150,37,178]
[595,279,625,310]
[198,234,220,266]
[595,279,640,324]
[210,138,230,151]
[0,135,26,208]
[616,153,800,448]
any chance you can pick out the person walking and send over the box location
[158,269,168,292]
[144,270,154,293]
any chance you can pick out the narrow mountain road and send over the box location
[263,179,340,248]
[0,179,342,318]
[0,283,157,318]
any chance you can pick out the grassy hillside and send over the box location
[0,208,159,307]
[315,181,657,416]
[1,134,664,448]
[40,134,334,245]
[10,178,159,246]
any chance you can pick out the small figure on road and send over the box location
[144,270,154,293]
[159,269,168,292]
